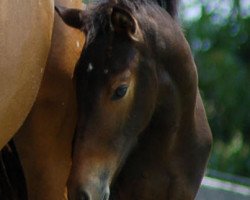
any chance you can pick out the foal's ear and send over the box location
[111,6,142,42]
[55,5,84,29]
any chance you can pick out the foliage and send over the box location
[180,0,250,177]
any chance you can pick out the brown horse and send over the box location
[57,0,212,199]
[0,0,54,150]
[13,0,85,199]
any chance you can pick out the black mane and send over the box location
[155,0,178,16]
[82,0,178,46]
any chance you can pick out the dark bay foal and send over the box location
[56,0,212,199]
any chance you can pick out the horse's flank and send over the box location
[0,0,53,150]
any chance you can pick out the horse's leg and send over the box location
[14,0,85,199]
[14,97,77,200]
[0,145,16,200]
[0,140,28,200]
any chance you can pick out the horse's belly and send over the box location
[0,0,54,149]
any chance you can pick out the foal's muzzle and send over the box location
[67,176,110,200]
[75,186,110,200]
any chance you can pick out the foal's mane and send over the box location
[82,0,178,46]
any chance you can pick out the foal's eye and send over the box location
[112,85,128,100]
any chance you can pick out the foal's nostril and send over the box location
[102,189,110,200]
[103,192,109,200]
[77,191,90,200]
[73,184,110,200]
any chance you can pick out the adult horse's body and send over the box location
[14,0,85,199]
[57,0,212,200]
[0,0,54,150]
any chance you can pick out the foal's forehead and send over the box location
[85,34,137,74]
[82,0,176,74]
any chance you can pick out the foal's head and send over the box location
[56,0,186,199]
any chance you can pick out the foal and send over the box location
[56,0,212,199]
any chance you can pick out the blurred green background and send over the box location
[82,0,250,179]
[180,0,250,179]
